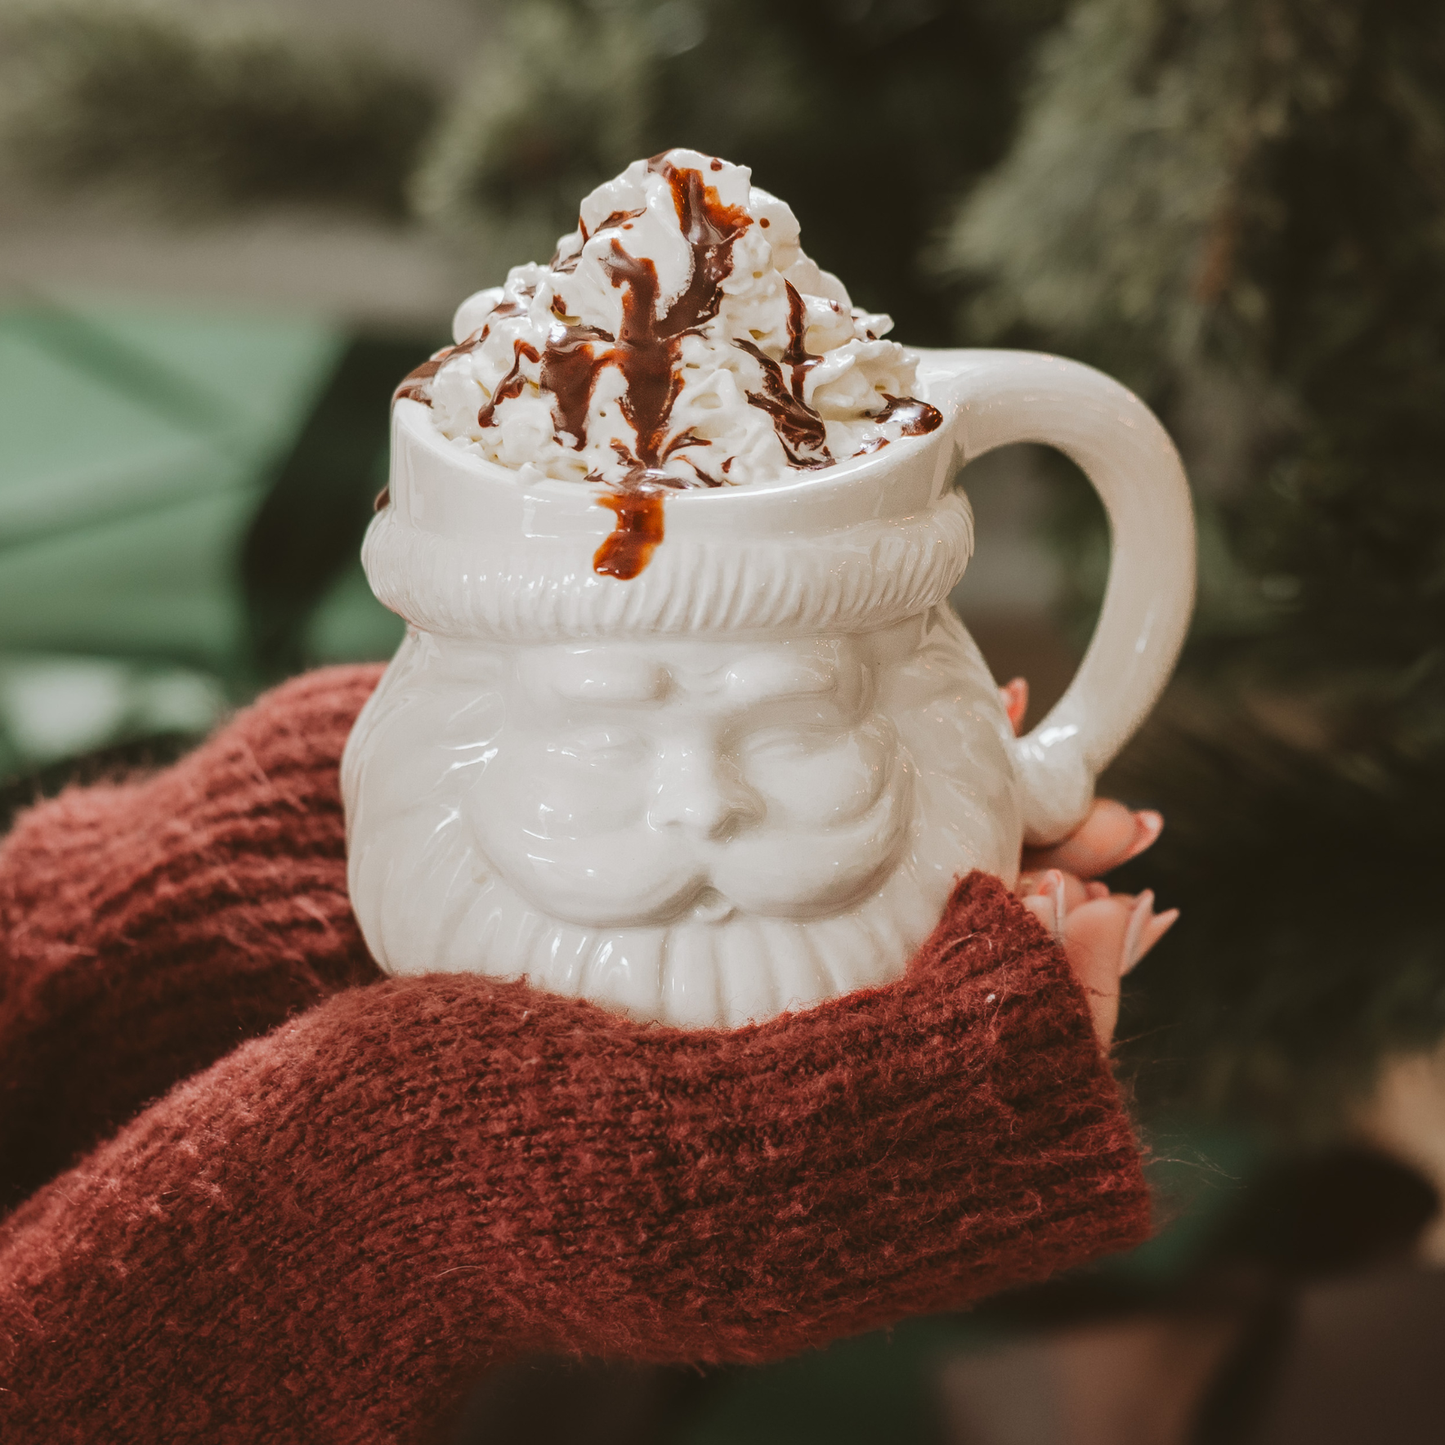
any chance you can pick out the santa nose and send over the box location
[649,738,762,839]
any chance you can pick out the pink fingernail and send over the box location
[1122,890,1154,973]
[1124,811,1163,861]
[999,677,1030,735]
[1046,870,1067,943]
[1127,903,1178,975]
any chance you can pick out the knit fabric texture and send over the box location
[0,666,1151,1444]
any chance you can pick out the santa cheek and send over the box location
[745,734,888,827]
[469,749,651,841]
[526,771,654,836]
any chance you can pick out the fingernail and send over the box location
[1128,902,1178,975]
[1124,810,1163,862]
[1046,870,1067,943]
[999,677,1030,736]
[1122,890,1154,973]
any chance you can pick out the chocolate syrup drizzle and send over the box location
[477,340,541,428]
[874,393,944,436]
[734,281,832,468]
[392,156,942,581]
[593,490,666,578]
[530,155,752,578]
[391,300,527,404]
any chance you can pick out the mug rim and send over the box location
[395,397,939,501]
[390,353,965,542]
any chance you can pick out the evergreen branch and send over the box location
[929,0,1260,384]
[410,0,672,266]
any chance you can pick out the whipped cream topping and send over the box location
[398,149,941,497]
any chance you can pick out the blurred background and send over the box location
[2,0,1444,1439]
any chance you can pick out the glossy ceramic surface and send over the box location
[341,349,1195,1027]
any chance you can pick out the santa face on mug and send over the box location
[343,610,1026,1026]
[468,637,911,931]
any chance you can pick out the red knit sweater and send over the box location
[0,667,1149,1444]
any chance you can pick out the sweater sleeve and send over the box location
[0,872,1149,1445]
[0,667,385,1212]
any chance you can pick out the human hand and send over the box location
[1000,679,1177,1047]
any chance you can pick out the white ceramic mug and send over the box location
[341,348,1195,1028]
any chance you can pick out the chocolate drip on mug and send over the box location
[592,490,666,579]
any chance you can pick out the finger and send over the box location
[999,677,1029,736]
[1086,986,1121,1049]
[1016,867,1090,913]
[1019,892,1061,942]
[1063,897,1132,983]
[1024,799,1136,876]
[1024,803,1164,879]
[1085,988,1121,1049]
[1058,897,1129,1046]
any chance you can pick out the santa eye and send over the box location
[743,730,817,762]
[557,729,649,765]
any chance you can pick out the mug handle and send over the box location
[921,349,1196,845]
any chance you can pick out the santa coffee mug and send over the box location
[341,349,1195,1028]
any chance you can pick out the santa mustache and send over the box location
[473,763,914,929]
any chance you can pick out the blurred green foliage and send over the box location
[0,300,407,784]
[2,3,437,215]
[3,0,1066,339]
